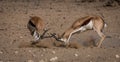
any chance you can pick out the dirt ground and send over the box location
[0,0,120,62]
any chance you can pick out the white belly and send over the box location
[84,20,93,29]
[72,20,93,33]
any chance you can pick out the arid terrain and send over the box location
[0,0,120,62]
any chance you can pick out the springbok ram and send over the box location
[51,15,107,47]
[27,16,49,42]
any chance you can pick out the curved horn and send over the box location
[50,33,61,41]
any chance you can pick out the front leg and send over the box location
[61,33,73,47]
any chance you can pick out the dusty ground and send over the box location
[0,0,120,62]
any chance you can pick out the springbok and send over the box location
[27,16,49,42]
[51,15,107,47]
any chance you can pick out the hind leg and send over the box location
[93,19,106,47]
[94,27,106,47]
[96,30,106,47]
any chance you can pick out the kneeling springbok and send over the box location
[27,16,49,42]
[52,16,107,47]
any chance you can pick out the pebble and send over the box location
[74,54,78,57]
[0,61,3,62]
[41,54,44,56]
[0,51,3,54]
[90,61,92,62]
[115,55,119,58]
[52,51,56,54]
[50,56,58,62]
[39,60,44,62]
[28,50,32,53]
[28,60,34,62]
[14,51,18,54]
[20,36,23,38]
[42,49,46,52]
[87,55,90,57]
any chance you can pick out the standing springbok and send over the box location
[52,15,107,47]
[27,16,49,42]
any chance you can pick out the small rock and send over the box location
[0,51,3,54]
[50,56,58,62]
[42,49,46,52]
[14,51,18,54]
[0,61,3,62]
[74,54,78,57]
[39,60,44,62]
[115,55,119,58]
[52,51,56,54]
[41,54,44,56]
[90,61,92,62]
[20,36,23,38]
[28,60,34,62]
[28,50,32,53]
[87,55,90,57]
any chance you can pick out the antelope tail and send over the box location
[104,23,107,28]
